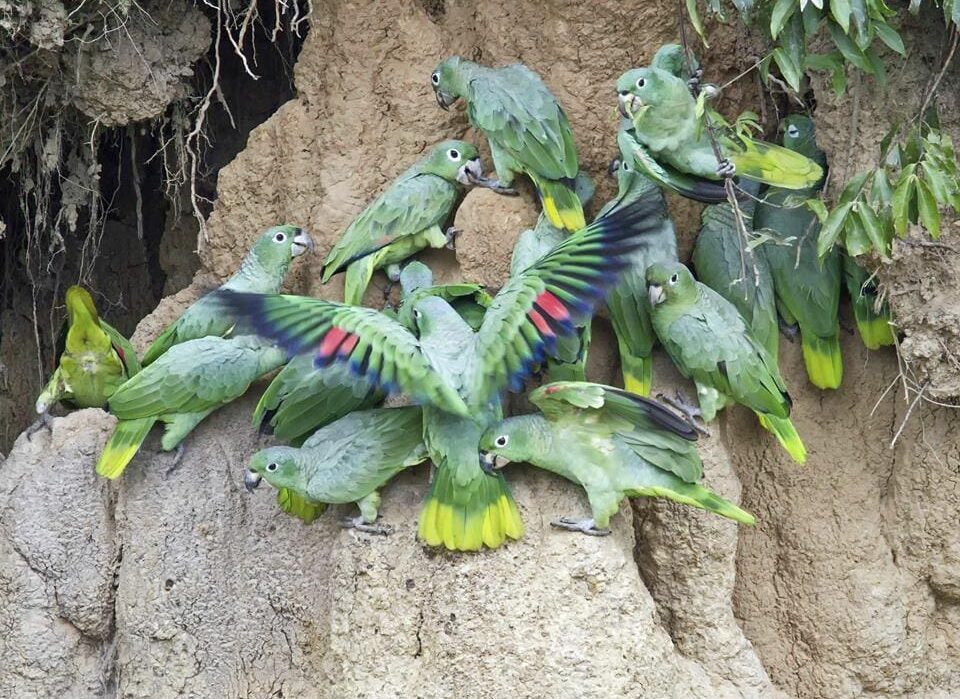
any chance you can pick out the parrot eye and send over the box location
[414,308,423,320]
[669,273,679,284]
[787,125,800,137]
[431,72,440,85]
[622,160,630,171]
[447,148,461,161]
[635,78,646,89]
[495,435,509,448]
[273,232,286,243]
[266,462,278,472]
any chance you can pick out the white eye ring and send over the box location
[636,77,646,89]
[266,462,278,472]
[414,309,422,318]
[622,160,630,171]
[431,72,440,85]
[669,273,679,284]
[447,148,461,161]
[274,232,286,243]
[495,435,508,448]
[787,125,800,137]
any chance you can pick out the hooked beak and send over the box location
[291,229,315,257]
[479,451,509,475]
[607,157,621,179]
[434,88,456,111]
[457,157,484,185]
[648,284,666,306]
[617,91,643,119]
[244,470,262,493]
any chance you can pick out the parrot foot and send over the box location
[778,318,800,342]
[550,517,610,537]
[715,158,736,179]
[658,391,712,437]
[686,68,704,93]
[25,412,54,441]
[164,444,186,477]
[339,516,393,536]
[606,156,621,178]
[444,226,461,250]
[467,172,518,195]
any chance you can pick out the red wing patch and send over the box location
[534,291,570,322]
[527,309,554,338]
[338,333,359,357]
[318,327,349,358]
[112,343,126,364]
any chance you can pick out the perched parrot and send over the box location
[509,173,596,382]
[615,66,823,189]
[842,255,896,349]
[692,180,779,360]
[321,140,482,306]
[754,114,842,389]
[95,335,286,479]
[431,57,585,232]
[220,198,662,550]
[35,285,140,416]
[142,225,313,366]
[599,136,680,395]
[478,382,755,535]
[646,262,807,464]
[244,407,429,531]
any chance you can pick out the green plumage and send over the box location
[647,262,806,464]
[754,115,842,389]
[96,335,286,479]
[842,255,896,350]
[36,286,140,414]
[692,181,779,360]
[479,382,755,530]
[322,140,478,305]
[142,225,312,366]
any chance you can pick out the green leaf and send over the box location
[892,168,916,237]
[771,0,797,38]
[908,0,921,14]
[879,119,902,159]
[916,178,941,239]
[856,202,890,257]
[732,0,754,12]
[850,0,869,44]
[869,167,893,208]
[844,210,873,257]
[865,46,887,87]
[686,0,707,42]
[773,48,804,92]
[921,162,951,204]
[802,1,822,33]
[874,22,905,55]
[818,201,854,257]
[830,0,852,33]
[829,22,874,72]
[902,126,923,165]
[838,169,872,205]
[804,197,830,222]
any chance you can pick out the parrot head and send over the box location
[782,114,824,164]
[478,416,545,474]
[245,446,307,494]
[616,67,671,121]
[430,56,466,110]
[419,139,484,185]
[399,261,435,300]
[249,225,315,271]
[409,294,470,339]
[646,262,697,307]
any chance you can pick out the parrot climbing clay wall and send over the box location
[1,1,960,698]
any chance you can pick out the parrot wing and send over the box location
[322,174,458,280]
[99,318,141,376]
[216,292,469,416]
[468,196,661,403]
[468,65,578,180]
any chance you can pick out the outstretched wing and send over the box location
[217,292,469,416]
[530,381,702,483]
[322,173,458,280]
[468,65,578,180]
[468,197,661,403]
[100,319,141,376]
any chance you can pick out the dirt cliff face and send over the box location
[1,2,959,698]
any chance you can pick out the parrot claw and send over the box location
[25,412,54,441]
[164,444,186,478]
[657,391,712,437]
[339,516,393,536]
[715,159,736,179]
[686,68,704,93]
[778,318,800,342]
[467,172,518,195]
[444,226,461,250]
[550,517,610,537]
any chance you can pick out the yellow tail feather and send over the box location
[95,417,155,479]
[531,174,586,232]
[731,139,824,190]
[620,352,653,397]
[756,413,807,464]
[801,332,843,390]
[853,303,896,350]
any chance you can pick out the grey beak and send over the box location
[617,92,641,119]
[607,157,621,178]
[479,451,497,476]
[291,229,315,256]
[648,284,666,306]
[457,157,484,185]
[244,470,262,493]
[434,89,450,111]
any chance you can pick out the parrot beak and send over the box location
[617,92,644,119]
[291,229,315,257]
[606,157,621,179]
[244,470,262,493]
[648,284,666,306]
[457,157,484,185]
[479,451,508,475]
[434,88,455,111]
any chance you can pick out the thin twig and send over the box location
[890,380,928,449]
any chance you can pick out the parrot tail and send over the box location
[756,412,807,464]
[633,484,755,525]
[618,348,652,397]
[277,488,327,524]
[545,358,587,382]
[418,465,524,551]
[800,331,843,390]
[853,298,896,350]
[342,256,377,307]
[530,174,586,232]
[95,417,155,479]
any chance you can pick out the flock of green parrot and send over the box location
[34,45,897,550]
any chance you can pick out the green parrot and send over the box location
[220,199,662,550]
[692,180,779,360]
[754,114,842,389]
[615,66,823,189]
[95,335,286,479]
[142,225,313,366]
[35,285,140,415]
[431,57,585,232]
[646,262,807,464]
[599,133,680,395]
[842,255,896,349]
[244,406,429,531]
[321,140,482,306]
[509,173,596,382]
[478,382,754,535]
